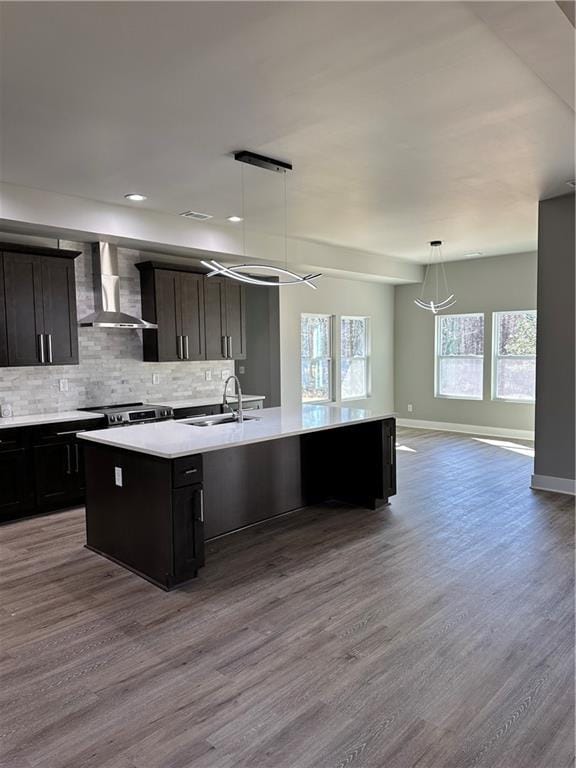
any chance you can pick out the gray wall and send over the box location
[237,285,281,407]
[394,252,537,432]
[534,193,575,482]
[0,236,232,416]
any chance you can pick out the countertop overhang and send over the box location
[79,405,396,459]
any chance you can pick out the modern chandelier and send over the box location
[201,151,321,290]
[414,240,456,313]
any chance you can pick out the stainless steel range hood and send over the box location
[79,242,157,329]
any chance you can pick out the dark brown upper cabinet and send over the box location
[0,244,80,367]
[204,277,246,361]
[138,263,206,362]
[138,262,246,362]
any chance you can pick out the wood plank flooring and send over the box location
[1,428,574,768]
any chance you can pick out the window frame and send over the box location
[340,315,371,402]
[434,312,485,401]
[300,312,334,404]
[491,309,537,404]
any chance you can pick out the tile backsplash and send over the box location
[0,239,232,416]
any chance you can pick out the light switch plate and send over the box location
[407,403,413,412]
[59,379,69,392]
[114,467,123,487]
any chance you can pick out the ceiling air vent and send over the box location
[179,210,213,221]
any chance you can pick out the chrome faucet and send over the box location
[222,375,244,423]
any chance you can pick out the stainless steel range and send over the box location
[80,402,174,427]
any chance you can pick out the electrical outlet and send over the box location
[1,403,13,418]
[222,369,231,380]
[205,370,212,382]
[152,373,160,385]
[407,403,413,413]
[238,366,245,375]
[59,379,69,392]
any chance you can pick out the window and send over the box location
[435,313,484,399]
[301,314,333,402]
[341,316,370,400]
[492,310,537,402]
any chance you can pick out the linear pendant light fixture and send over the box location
[201,151,321,289]
[414,240,456,313]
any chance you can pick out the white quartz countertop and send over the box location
[158,395,265,410]
[0,410,105,430]
[79,405,395,459]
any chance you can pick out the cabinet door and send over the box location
[0,447,31,518]
[34,441,74,508]
[179,272,206,361]
[225,282,246,360]
[4,252,45,366]
[204,278,227,360]
[41,257,78,365]
[172,484,204,580]
[155,270,182,361]
[0,255,8,366]
[382,419,397,499]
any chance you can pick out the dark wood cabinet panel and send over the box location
[1,245,79,368]
[154,270,181,362]
[172,484,204,579]
[4,252,44,366]
[0,446,32,518]
[0,255,7,366]
[225,282,246,360]
[41,257,78,365]
[179,272,206,360]
[33,442,73,507]
[204,277,227,360]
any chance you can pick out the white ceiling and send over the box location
[0,1,574,263]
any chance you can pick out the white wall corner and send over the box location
[530,474,576,496]
[397,418,535,441]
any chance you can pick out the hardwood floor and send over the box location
[1,428,573,768]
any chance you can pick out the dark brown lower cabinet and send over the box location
[173,484,205,580]
[0,434,33,519]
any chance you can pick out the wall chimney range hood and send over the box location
[79,242,157,329]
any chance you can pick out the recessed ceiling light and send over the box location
[567,181,576,188]
[226,216,244,223]
[180,210,213,221]
[124,193,147,202]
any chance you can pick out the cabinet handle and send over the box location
[199,488,204,522]
[390,432,395,464]
[177,335,183,360]
[184,468,198,475]
[74,444,80,473]
[184,335,190,360]
[38,334,45,364]
[221,336,227,358]
[47,333,53,364]
[56,429,86,436]
[65,444,72,474]
[228,336,233,359]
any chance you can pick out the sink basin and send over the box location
[186,413,261,427]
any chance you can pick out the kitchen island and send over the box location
[80,405,396,589]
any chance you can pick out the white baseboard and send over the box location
[531,474,576,496]
[397,418,534,441]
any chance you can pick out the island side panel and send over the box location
[84,443,174,586]
[202,435,304,539]
[300,418,396,509]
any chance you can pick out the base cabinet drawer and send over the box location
[173,454,203,488]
